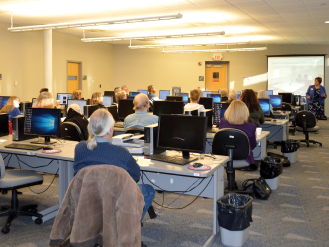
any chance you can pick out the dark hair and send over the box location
[315,77,322,84]
[40,88,49,93]
[240,89,260,113]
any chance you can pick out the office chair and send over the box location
[60,122,83,141]
[295,110,322,147]
[212,128,253,194]
[0,156,43,234]
[281,103,296,135]
[125,128,144,135]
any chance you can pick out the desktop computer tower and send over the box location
[12,116,37,141]
[144,124,165,155]
[0,113,9,137]
[19,102,32,114]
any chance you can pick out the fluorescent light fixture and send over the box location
[161,47,267,53]
[8,13,182,32]
[81,31,225,42]
[128,41,249,49]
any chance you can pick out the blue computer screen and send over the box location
[159,90,170,99]
[137,90,148,95]
[259,99,270,115]
[129,92,140,97]
[218,90,221,94]
[208,94,221,103]
[57,93,72,105]
[175,93,189,103]
[270,95,282,108]
[0,96,10,109]
[266,90,273,96]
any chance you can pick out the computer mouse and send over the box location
[43,146,53,150]
[193,163,203,168]
[272,119,277,122]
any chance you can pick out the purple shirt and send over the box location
[219,118,257,164]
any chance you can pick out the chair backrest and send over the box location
[296,110,316,128]
[0,155,5,179]
[212,128,250,160]
[60,122,83,141]
[281,103,292,111]
[125,128,144,135]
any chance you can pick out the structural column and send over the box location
[44,29,52,90]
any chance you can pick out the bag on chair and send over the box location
[242,177,272,200]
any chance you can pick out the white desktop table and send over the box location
[260,119,289,142]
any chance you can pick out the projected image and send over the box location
[259,99,270,115]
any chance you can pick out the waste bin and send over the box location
[281,139,300,164]
[217,193,253,247]
[260,156,283,190]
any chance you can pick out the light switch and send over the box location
[14,80,18,86]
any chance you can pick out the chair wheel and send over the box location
[1,226,10,234]
[35,218,43,225]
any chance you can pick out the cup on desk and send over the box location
[256,127,262,136]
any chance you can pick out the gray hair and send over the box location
[87,109,115,150]
[67,103,81,114]
[228,89,237,101]
[258,90,269,99]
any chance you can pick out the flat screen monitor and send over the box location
[278,92,293,104]
[0,96,10,109]
[300,96,307,104]
[57,93,72,105]
[259,99,270,116]
[175,93,189,103]
[159,90,170,100]
[24,108,61,144]
[138,90,148,94]
[126,96,135,100]
[129,92,140,97]
[207,94,221,103]
[84,105,102,119]
[203,91,212,97]
[118,99,134,120]
[213,103,230,126]
[269,95,282,108]
[198,97,213,109]
[67,99,87,115]
[157,114,207,158]
[153,101,184,116]
[167,96,183,102]
[265,90,273,96]
[102,96,113,106]
[104,91,115,101]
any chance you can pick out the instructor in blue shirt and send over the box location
[306,77,327,123]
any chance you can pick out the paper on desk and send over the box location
[133,156,151,166]
[0,139,7,143]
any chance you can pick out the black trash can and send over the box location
[217,193,253,246]
[260,156,283,190]
[281,139,300,164]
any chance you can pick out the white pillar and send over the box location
[44,29,52,90]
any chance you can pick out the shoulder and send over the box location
[75,141,87,150]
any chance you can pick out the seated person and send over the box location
[147,85,159,102]
[258,90,273,115]
[221,88,229,101]
[240,89,264,124]
[74,108,155,219]
[184,89,206,114]
[121,85,129,94]
[0,96,22,121]
[225,89,237,103]
[113,91,127,105]
[113,87,122,103]
[219,100,258,171]
[124,93,158,131]
[90,92,103,106]
[72,89,83,100]
[33,92,55,108]
[63,104,89,140]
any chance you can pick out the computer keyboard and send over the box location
[4,143,44,151]
[114,122,124,128]
[145,154,198,165]
[264,117,273,121]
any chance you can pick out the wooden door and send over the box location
[205,64,227,90]
[68,62,79,94]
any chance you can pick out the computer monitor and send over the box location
[157,114,207,159]
[102,96,113,106]
[118,99,134,120]
[207,94,221,103]
[300,96,307,104]
[19,102,32,114]
[138,90,148,94]
[32,98,37,105]
[0,96,10,109]
[278,92,293,104]
[167,96,183,102]
[203,91,212,97]
[269,95,282,108]
[293,95,301,106]
[265,90,273,96]
[213,103,231,126]
[259,99,270,116]
[153,101,184,116]
[84,105,102,119]
[126,96,135,100]
[159,90,170,100]
[175,93,189,103]
[129,92,140,97]
[67,99,87,115]
[57,93,72,105]
[218,89,221,94]
[198,97,213,109]
[24,108,61,144]
[104,91,116,101]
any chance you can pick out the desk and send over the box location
[260,119,289,142]
[273,111,291,120]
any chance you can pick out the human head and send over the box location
[72,89,83,100]
[67,103,81,114]
[224,100,249,125]
[133,93,149,111]
[221,88,229,97]
[228,90,238,101]
[240,89,260,113]
[190,89,202,103]
[0,96,20,114]
[114,87,121,94]
[115,91,127,102]
[33,92,54,108]
[258,90,269,99]
[315,77,322,86]
[90,92,103,105]
[122,85,129,93]
[148,85,155,94]
[87,109,115,150]
[39,88,49,94]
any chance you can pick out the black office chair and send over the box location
[60,122,83,141]
[0,156,43,234]
[212,128,253,194]
[281,103,296,134]
[295,110,322,147]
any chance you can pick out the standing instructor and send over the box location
[306,77,327,123]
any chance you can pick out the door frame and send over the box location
[205,61,229,89]
[67,60,82,92]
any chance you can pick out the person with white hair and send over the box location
[225,89,238,103]
[63,103,89,140]
[124,93,158,131]
[74,108,155,219]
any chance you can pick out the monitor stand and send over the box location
[182,151,190,159]
[31,136,56,145]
